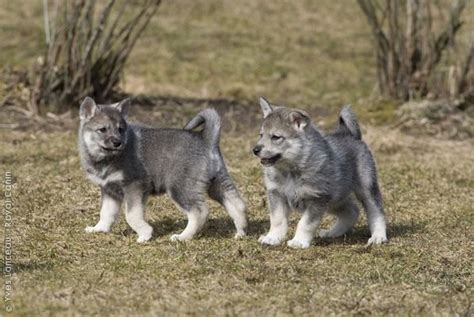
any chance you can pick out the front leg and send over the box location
[258,191,290,246]
[85,189,121,233]
[123,184,153,243]
[287,203,324,249]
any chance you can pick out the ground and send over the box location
[0,1,473,316]
[1,112,473,316]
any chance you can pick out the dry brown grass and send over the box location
[1,109,472,315]
[2,1,472,109]
[0,1,473,316]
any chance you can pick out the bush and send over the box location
[357,0,473,101]
[30,0,161,115]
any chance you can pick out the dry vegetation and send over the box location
[1,119,473,316]
[0,0,473,316]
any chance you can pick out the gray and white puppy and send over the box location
[253,97,387,249]
[79,97,247,243]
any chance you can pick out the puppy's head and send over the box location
[79,97,130,159]
[253,97,310,167]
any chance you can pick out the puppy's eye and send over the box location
[97,127,106,133]
[118,127,125,134]
[271,135,283,141]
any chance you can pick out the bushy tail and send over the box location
[184,108,221,147]
[337,105,361,140]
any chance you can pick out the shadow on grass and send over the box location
[11,261,53,273]
[142,217,270,239]
[123,216,425,244]
[318,220,426,246]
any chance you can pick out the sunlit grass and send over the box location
[1,118,472,315]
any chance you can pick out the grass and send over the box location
[0,0,473,316]
[3,0,471,111]
[1,116,473,316]
[0,1,376,107]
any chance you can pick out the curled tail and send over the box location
[184,108,221,146]
[337,105,361,140]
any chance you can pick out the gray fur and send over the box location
[337,105,361,140]
[259,97,273,118]
[79,97,247,243]
[183,108,221,147]
[253,97,387,248]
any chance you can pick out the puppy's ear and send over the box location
[259,97,273,118]
[112,98,130,118]
[289,110,309,130]
[79,97,98,121]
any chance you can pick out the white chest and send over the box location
[86,170,124,187]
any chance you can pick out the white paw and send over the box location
[367,232,388,245]
[170,234,191,242]
[135,226,153,243]
[258,234,284,246]
[319,229,332,238]
[84,225,110,233]
[234,231,246,239]
[136,234,152,243]
[287,238,311,249]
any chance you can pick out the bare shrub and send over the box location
[31,0,161,114]
[357,0,473,101]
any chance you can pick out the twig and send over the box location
[458,33,474,94]
[43,0,51,45]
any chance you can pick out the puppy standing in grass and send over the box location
[79,97,247,242]
[253,97,387,248]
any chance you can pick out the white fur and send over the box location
[85,194,121,233]
[223,194,247,238]
[287,211,321,249]
[83,131,103,159]
[265,171,325,210]
[170,206,209,241]
[260,97,273,118]
[86,170,124,187]
[367,214,388,245]
[124,188,153,243]
[259,198,289,246]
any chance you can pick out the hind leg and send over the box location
[287,203,324,249]
[320,197,359,238]
[170,204,209,241]
[355,168,388,245]
[208,172,248,238]
[358,185,387,245]
[169,188,209,241]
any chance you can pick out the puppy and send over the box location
[79,97,247,242]
[253,97,387,248]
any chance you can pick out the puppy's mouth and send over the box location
[100,146,121,153]
[260,154,282,166]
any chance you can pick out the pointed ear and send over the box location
[259,97,273,118]
[79,97,98,121]
[112,98,130,118]
[289,110,310,130]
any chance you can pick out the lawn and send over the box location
[1,110,473,316]
[0,0,473,316]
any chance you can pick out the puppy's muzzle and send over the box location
[253,145,262,156]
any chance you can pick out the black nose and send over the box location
[112,140,122,148]
[253,146,262,156]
